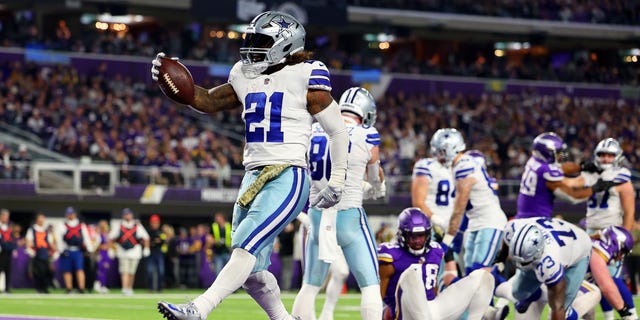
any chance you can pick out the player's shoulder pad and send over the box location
[362,126,380,146]
[612,167,632,183]
[227,61,243,83]
[304,60,331,92]
[413,158,433,178]
[453,155,476,179]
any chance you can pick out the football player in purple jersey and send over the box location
[378,208,495,320]
[516,132,618,219]
[583,226,637,319]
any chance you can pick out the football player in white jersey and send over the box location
[580,138,635,232]
[292,87,383,320]
[435,129,507,276]
[411,131,457,284]
[579,138,636,320]
[152,11,350,320]
[505,218,595,320]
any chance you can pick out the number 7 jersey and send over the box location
[228,60,332,170]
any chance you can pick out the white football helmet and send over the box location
[594,138,624,170]
[508,224,545,270]
[338,87,377,127]
[240,11,306,78]
[430,128,466,167]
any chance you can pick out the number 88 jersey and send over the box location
[229,60,332,170]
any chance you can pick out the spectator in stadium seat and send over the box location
[11,144,31,180]
[109,208,150,296]
[1,146,12,180]
[0,209,16,293]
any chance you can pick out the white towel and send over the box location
[318,208,338,263]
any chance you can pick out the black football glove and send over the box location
[591,178,620,193]
[579,161,602,174]
[618,303,632,318]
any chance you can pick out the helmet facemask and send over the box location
[240,11,306,79]
[594,138,623,171]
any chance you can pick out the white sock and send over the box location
[494,278,516,303]
[193,248,256,316]
[603,310,614,320]
[243,270,289,320]
[319,275,347,319]
[292,284,321,320]
[359,285,383,320]
[0,272,5,292]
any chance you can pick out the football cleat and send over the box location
[158,301,204,320]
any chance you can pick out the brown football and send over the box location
[561,162,580,177]
[157,57,195,105]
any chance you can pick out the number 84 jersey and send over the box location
[508,218,591,285]
[229,60,332,170]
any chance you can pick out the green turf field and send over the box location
[0,289,636,319]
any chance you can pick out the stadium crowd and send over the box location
[1,10,639,85]
[1,61,639,190]
[348,0,640,25]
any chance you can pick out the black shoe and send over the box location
[78,289,85,294]
[66,289,73,294]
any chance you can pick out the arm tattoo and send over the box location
[191,83,241,114]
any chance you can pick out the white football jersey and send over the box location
[452,154,507,231]
[506,218,591,285]
[412,158,455,230]
[582,167,632,230]
[309,117,380,210]
[228,60,332,170]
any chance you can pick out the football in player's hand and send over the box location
[157,57,195,105]
[561,162,580,177]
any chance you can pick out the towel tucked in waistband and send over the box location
[237,164,292,209]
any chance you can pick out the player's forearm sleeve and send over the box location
[367,160,381,187]
[314,101,348,187]
[553,188,588,204]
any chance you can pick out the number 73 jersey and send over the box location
[507,218,591,285]
[229,60,332,170]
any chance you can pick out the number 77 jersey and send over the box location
[506,217,591,285]
[229,60,332,170]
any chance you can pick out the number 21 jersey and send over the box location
[228,60,332,170]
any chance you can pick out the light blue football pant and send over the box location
[232,166,309,273]
[303,207,379,287]
[463,228,503,273]
[512,256,590,310]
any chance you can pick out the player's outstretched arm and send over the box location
[189,84,241,114]
[411,176,435,218]
[308,89,349,209]
[590,249,625,310]
[618,182,635,231]
[547,277,568,320]
[445,176,475,240]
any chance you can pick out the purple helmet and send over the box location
[602,226,634,259]
[397,207,432,256]
[531,132,568,164]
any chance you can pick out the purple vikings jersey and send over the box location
[516,156,564,218]
[378,241,444,316]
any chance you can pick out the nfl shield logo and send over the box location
[264,78,271,85]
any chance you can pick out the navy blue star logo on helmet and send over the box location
[532,239,539,246]
[276,18,291,29]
